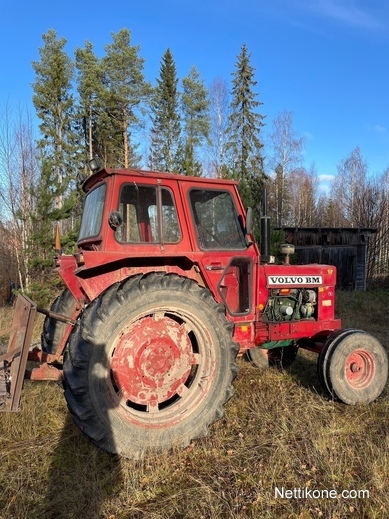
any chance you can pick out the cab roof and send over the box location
[82,167,240,193]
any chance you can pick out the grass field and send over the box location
[0,290,388,519]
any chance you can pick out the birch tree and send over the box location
[207,77,230,178]
[0,104,38,292]
[331,146,367,226]
[288,166,318,226]
[268,110,305,226]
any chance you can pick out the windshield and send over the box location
[189,189,246,250]
[78,183,106,240]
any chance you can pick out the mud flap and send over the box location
[0,294,37,411]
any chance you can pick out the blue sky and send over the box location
[1,0,388,192]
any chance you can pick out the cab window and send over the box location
[115,184,181,243]
[189,189,246,250]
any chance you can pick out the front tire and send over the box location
[318,330,388,404]
[63,273,238,458]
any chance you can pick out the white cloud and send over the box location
[308,0,379,28]
[317,173,335,195]
[318,173,336,182]
[373,124,387,134]
[272,0,382,30]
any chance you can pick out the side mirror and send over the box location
[246,207,253,235]
[108,211,123,229]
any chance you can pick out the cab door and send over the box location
[185,186,257,318]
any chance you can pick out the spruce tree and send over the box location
[101,29,151,168]
[32,29,80,279]
[181,66,210,176]
[75,40,104,169]
[149,49,182,172]
[32,29,78,198]
[28,159,77,304]
[226,44,266,209]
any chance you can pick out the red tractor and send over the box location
[1,164,387,458]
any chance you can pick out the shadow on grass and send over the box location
[288,349,323,393]
[40,411,122,519]
[242,349,327,399]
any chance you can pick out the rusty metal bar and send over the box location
[36,306,75,325]
[0,294,37,411]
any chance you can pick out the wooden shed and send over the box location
[277,227,376,291]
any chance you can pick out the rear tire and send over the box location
[63,273,238,458]
[41,289,77,354]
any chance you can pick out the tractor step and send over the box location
[0,294,37,411]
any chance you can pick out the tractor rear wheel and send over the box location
[318,330,388,404]
[41,289,77,354]
[246,345,298,370]
[63,273,238,458]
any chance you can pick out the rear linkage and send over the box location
[0,294,72,411]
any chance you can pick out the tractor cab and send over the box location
[59,167,258,315]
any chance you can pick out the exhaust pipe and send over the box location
[260,189,273,263]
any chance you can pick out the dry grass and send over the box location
[0,291,388,519]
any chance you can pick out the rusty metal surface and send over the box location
[0,294,37,411]
[26,363,63,382]
[36,306,75,325]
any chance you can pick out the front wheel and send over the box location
[63,273,238,458]
[318,330,388,404]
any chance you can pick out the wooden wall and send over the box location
[278,228,376,291]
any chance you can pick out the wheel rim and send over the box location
[109,308,214,425]
[344,349,375,389]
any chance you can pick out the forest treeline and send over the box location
[0,28,388,304]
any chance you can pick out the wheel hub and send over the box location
[345,350,375,389]
[350,362,361,373]
[111,314,197,407]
